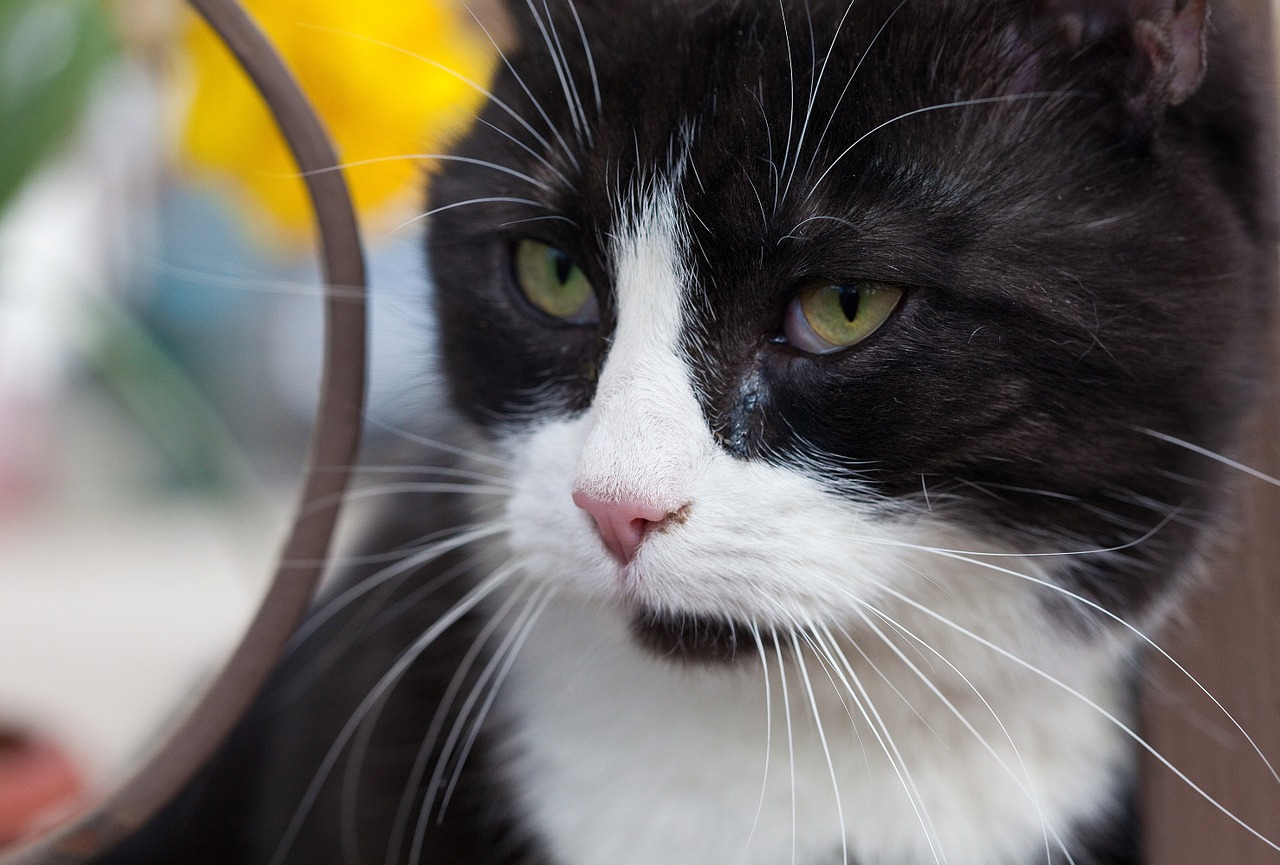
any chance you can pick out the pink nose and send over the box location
[572,490,673,564]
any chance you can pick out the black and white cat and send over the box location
[103,0,1276,863]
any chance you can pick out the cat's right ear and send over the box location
[1009,0,1208,133]
[471,0,520,54]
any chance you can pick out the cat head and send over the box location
[426,0,1269,661]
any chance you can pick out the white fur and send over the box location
[489,180,1136,864]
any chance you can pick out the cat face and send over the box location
[428,0,1267,660]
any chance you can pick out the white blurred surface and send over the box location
[0,386,287,786]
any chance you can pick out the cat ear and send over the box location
[1134,0,1209,105]
[470,0,520,53]
[1012,0,1208,126]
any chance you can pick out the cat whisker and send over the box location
[459,2,582,175]
[805,0,910,179]
[783,213,857,242]
[339,464,514,488]
[304,525,493,570]
[1140,427,1280,489]
[420,583,547,826]
[870,580,1280,854]
[279,546,490,705]
[390,196,554,237]
[772,634,799,865]
[745,621,774,853]
[144,260,371,300]
[277,483,510,534]
[744,170,770,233]
[340,480,514,504]
[776,0,822,207]
[801,619,947,865]
[500,214,581,229]
[522,0,591,147]
[850,504,1178,562]
[788,625,851,865]
[809,92,1073,200]
[287,520,509,651]
[268,565,520,865]
[299,23,562,164]
[904,544,1280,789]
[363,416,512,469]
[543,0,595,142]
[385,580,533,865]
[476,115,578,188]
[832,614,1075,865]
[817,620,937,741]
[431,584,556,829]
[773,0,797,215]
[285,154,554,194]
[561,0,602,120]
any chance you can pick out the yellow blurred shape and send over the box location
[182,0,496,243]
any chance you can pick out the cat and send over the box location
[97,0,1277,863]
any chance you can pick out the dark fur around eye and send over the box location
[429,0,1272,624]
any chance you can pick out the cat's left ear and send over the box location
[1012,0,1208,127]
[1133,0,1210,106]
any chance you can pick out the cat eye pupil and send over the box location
[553,250,574,284]
[837,285,860,322]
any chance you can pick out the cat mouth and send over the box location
[628,608,778,664]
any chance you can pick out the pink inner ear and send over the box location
[1164,0,1208,104]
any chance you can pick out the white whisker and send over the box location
[806,0,909,176]
[873,581,1280,854]
[288,153,553,193]
[809,92,1070,199]
[906,544,1280,789]
[832,615,1073,865]
[434,586,556,823]
[745,623,773,852]
[772,635,799,865]
[287,522,508,651]
[384,581,531,865]
[523,0,589,145]
[460,1,582,173]
[1140,427,1280,488]
[362,417,511,469]
[788,628,849,865]
[268,566,518,865]
[389,196,553,236]
[800,621,946,865]
[298,23,562,159]
[563,0,602,118]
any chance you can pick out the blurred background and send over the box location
[0,0,496,844]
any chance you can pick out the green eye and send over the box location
[784,281,904,354]
[513,239,598,323]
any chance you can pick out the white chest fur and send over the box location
[493,591,1134,865]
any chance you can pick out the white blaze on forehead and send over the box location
[572,181,713,512]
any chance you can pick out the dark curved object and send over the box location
[0,0,367,862]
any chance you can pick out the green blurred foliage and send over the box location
[0,0,115,211]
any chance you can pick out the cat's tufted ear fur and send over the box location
[1011,0,1208,131]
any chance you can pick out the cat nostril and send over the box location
[571,490,675,564]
